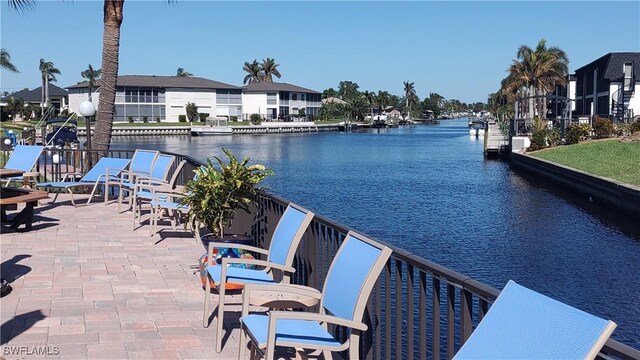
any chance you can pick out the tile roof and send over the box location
[1,84,68,102]
[242,82,320,94]
[66,75,240,90]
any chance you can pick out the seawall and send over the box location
[510,152,640,219]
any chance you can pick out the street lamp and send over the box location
[78,100,96,150]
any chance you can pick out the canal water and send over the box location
[111,119,640,347]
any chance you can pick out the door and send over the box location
[623,63,633,91]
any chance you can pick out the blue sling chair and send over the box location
[106,149,159,211]
[237,230,392,360]
[453,280,617,360]
[36,157,131,206]
[202,203,315,353]
[3,145,44,187]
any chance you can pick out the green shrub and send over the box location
[593,116,614,139]
[178,115,187,123]
[142,116,149,123]
[198,113,209,122]
[186,102,198,122]
[128,116,133,124]
[530,129,548,150]
[156,117,161,123]
[547,128,560,147]
[229,116,238,122]
[250,113,261,125]
[630,120,640,134]
[565,124,590,145]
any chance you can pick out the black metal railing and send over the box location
[4,147,638,359]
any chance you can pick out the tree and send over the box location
[260,58,281,82]
[5,97,24,124]
[185,102,198,122]
[39,58,61,116]
[0,49,19,73]
[81,64,102,100]
[338,81,360,102]
[322,88,338,99]
[348,95,368,121]
[176,67,193,77]
[503,38,568,119]
[376,90,391,113]
[243,59,262,84]
[403,81,417,118]
[363,91,376,118]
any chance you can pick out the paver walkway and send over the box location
[1,195,243,359]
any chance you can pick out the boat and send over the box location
[44,118,80,148]
[191,117,233,135]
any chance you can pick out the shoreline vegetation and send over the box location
[530,139,640,186]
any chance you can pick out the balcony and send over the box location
[1,149,638,359]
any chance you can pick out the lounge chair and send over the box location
[36,157,131,206]
[453,280,617,360]
[3,145,44,187]
[237,230,392,360]
[202,203,315,353]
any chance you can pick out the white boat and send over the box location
[191,117,233,135]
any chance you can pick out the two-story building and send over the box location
[241,82,322,121]
[67,75,242,122]
[573,52,639,122]
[1,84,68,116]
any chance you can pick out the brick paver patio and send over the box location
[1,195,245,359]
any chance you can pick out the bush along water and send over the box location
[529,127,560,151]
[593,116,614,139]
[565,124,591,145]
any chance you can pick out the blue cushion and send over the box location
[129,150,157,175]
[150,200,186,210]
[37,181,96,189]
[4,145,43,172]
[453,280,616,360]
[241,314,341,349]
[267,206,308,266]
[322,234,382,320]
[150,154,174,180]
[81,158,130,182]
[206,265,274,285]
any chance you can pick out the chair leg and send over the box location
[203,275,211,328]
[215,282,226,353]
[238,326,247,360]
[117,187,124,212]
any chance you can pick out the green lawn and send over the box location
[314,119,344,124]
[530,140,640,186]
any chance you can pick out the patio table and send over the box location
[0,187,49,231]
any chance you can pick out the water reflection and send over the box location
[110,119,640,347]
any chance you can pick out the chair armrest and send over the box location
[207,241,269,257]
[268,311,368,332]
[220,258,296,274]
[22,172,39,178]
[241,284,322,316]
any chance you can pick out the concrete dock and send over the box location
[484,122,508,158]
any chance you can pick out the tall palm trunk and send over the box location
[93,0,124,153]
[41,77,45,117]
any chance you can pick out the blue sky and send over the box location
[1,1,638,103]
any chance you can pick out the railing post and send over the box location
[432,277,441,360]
[460,288,473,345]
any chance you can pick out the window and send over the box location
[301,94,305,101]
[267,92,277,105]
[292,93,297,101]
[624,63,633,91]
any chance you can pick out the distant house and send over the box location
[321,97,348,105]
[1,84,68,115]
[242,82,322,121]
[67,75,242,122]
[573,52,639,122]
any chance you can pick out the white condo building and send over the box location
[241,82,322,121]
[66,75,242,122]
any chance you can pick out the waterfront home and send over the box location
[0,84,68,118]
[241,82,322,121]
[572,52,639,122]
[66,75,242,123]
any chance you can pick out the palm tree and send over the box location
[0,49,19,73]
[363,91,375,119]
[176,67,193,77]
[376,90,391,113]
[81,64,102,101]
[505,39,568,119]
[260,58,281,82]
[403,81,416,118]
[6,97,24,124]
[243,60,263,84]
[39,58,61,117]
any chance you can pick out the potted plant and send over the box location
[183,148,272,242]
